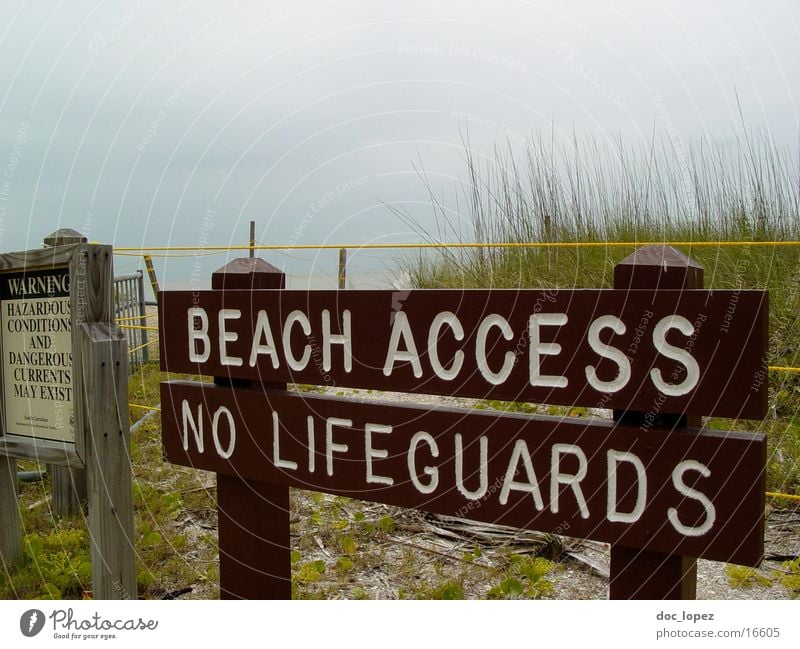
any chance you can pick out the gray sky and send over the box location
[0,0,797,288]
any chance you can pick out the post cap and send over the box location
[614,244,703,289]
[43,228,88,247]
[212,257,285,290]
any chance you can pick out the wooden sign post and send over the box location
[212,257,291,599]
[610,245,703,599]
[0,231,135,599]
[158,246,768,599]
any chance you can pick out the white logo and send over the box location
[20,609,45,637]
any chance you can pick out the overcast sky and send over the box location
[0,0,797,288]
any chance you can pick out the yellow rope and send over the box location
[769,366,800,374]
[114,240,800,253]
[129,403,161,412]
[116,313,158,323]
[128,338,158,355]
[119,324,159,331]
[766,491,800,502]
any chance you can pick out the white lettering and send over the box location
[249,310,280,368]
[408,431,439,494]
[455,433,488,500]
[428,311,465,380]
[475,314,514,385]
[499,439,544,510]
[365,423,393,485]
[180,399,203,452]
[187,308,210,363]
[585,316,631,393]
[651,316,700,396]
[529,313,568,388]
[383,312,422,377]
[550,443,589,518]
[322,309,352,373]
[325,417,352,476]
[668,460,716,536]
[283,310,312,371]
[211,406,236,459]
[307,416,316,473]
[606,449,646,523]
[218,309,243,367]
[272,411,298,470]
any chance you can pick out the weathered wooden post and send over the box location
[81,323,136,599]
[136,270,150,365]
[143,255,160,294]
[610,244,702,599]
[0,453,21,564]
[212,257,291,599]
[44,229,88,517]
[338,248,347,289]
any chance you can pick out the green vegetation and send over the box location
[396,131,800,496]
[725,564,772,589]
[0,363,219,600]
[777,557,800,598]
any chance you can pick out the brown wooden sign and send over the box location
[161,380,766,567]
[159,288,767,419]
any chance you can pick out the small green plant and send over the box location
[378,515,396,534]
[295,560,326,583]
[725,564,773,588]
[775,558,800,597]
[425,580,465,600]
[488,555,554,599]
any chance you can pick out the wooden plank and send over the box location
[158,287,768,419]
[0,454,21,566]
[610,547,697,599]
[0,245,79,273]
[71,244,114,463]
[51,466,87,516]
[0,436,84,467]
[160,380,766,566]
[211,257,291,600]
[217,476,291,599]
[81,323,136,600]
